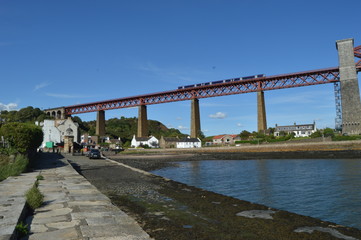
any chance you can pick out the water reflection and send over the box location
[152,159,361,229]
[255,160,273,205]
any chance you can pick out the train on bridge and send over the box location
[178,74,265,89]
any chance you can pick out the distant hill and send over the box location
[0,107,188,145]
[0,106,50,123]
[73,116,187,145]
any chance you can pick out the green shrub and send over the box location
[332,135,361,141]
[15,222,29,237]
[36,175,44,180]
[0,122,43,154]
[235,140,252,144]
[26,182,44,210]
[0,155,29,181]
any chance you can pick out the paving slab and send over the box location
[0,172,38,240]
[30,215,70,225]
[28,227,80,240]
[27,153,153,240]
[0,153,153,240]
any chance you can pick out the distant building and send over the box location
[80,133,98,146]
[131,135,159,148]
[177,136,201,148]
[274,122,317,137]
[105,138,123,149]
[38,117,80,148]
[212,134,241,145]
[159,136,179,148]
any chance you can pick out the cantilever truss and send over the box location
[355,45,361,67]
[64,46,361,115]
[65,67,340,115]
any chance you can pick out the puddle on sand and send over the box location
[183,225,193,229]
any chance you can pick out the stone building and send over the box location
[80,134,98,146]
[212,134,241,145]
[38,117,80,149]
[105,138,123,150]
[159,136,179,148]
[274,122,317,137]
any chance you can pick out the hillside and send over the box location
[74,116,187,144]
[0,107,186,145]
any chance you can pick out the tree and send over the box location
[72,116,89,133]
[0,107,50,123]
[310,128,335,138]
[17,107,36,122]
[310,130,322,138]
[323,128,335,138]
[0,122,43,154]
[267,127,275,135]
[240,130,251,140]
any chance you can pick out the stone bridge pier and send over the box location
[137,105,148,137]
[257,91,267,133]
[336,38,361,135]
[191,98,201,138]
[44,107,67,120]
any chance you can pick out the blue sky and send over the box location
[1,0,360,136]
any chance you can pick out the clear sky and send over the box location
[1,0,360,136]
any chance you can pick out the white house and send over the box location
[40,120,62,148]
[212,134,241,145]
[131,135,159,148]
[176,137,202,148]
[56,118,80,142]
[38,118,80,148]
[274,122,317,138]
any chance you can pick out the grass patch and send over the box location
[26,181,44,210]
[0,155,29,182]
[36,174,44,180]
[15,222,29,238]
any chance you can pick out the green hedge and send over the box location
[332,135,361,141]
[0,155,29,181]
[0,122,43,154]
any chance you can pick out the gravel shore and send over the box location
[67,151,361,240]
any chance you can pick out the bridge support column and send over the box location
[336,38,361,135]
[257,91,267,133]
[96,110,106,137]
[191,98,201,138]
[137,105,148,137]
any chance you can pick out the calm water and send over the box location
[151,159,361,229]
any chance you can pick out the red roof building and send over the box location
[212,134,240,145]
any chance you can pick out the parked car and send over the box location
[88,149,101,159]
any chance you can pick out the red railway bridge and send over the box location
[46,39,361,139]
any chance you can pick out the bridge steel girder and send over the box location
[64,67,342,115]
[62,45,361,116]
[354,45,361,66]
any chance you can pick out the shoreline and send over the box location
[104,147,361,172]
[73,149,361,239]
[122,139,361,154]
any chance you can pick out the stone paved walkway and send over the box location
[0,171,38,240]
[0,153,152,240]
